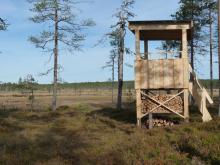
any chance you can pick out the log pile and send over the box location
[141,94,183,114]
[145,119,176,127]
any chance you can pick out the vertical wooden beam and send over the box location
[135,30,141,60]
[148,113,153,129]
[182,28,190,121]
[182,29,187,59]
[135,29,142,127]
[136,89,142,127]
[184,89,189,122]
[144,40,148,60]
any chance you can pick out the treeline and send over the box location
[0,80,217,92]
[200,79,219,89]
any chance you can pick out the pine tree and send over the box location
[112,0,135,110]
[218,0,220,116]
[103,49,117,103]
[28,0,95,111]
[171,0,207,69]
[23,75,38,111]
[201,0,217,99]
[0,18,7,31]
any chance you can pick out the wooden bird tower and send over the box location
[129,20,213,128]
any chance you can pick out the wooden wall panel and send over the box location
[163,60,174,88]
[135,60,142,89]
[142,60,148,88]
[135,58,189,89]
[183,58,189,88]
[154,60,161,88]
[148,61,155,89]
[174,59,184,88]
[158,60,164,88]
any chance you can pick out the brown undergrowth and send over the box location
[0,103,219,165]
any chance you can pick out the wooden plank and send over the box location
[144,40,148,59]
[143,60,148,88]
[135,30,141,60]
[163,60,174,88]
[154,60,161,88]
[129,24,191,31]
[162,60,165,88]
[183,59,189,88]
[158,60,164,88]
[184,89,189,122]
[135,60,142,89]
[174,59,184,88]
[148,60,155,88]
[149,113,153,129]
[136,89,142,127]
[189,64,213,103]
[182,29,187,58]
[140,60,145,88]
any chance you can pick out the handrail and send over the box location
[143,50,182,55]
[189,64,213,104]
[137,51,182,60]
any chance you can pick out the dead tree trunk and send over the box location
[52,7,58,111]
[209,8,213,99]
[112,56,115,103]
[117,23,125,110]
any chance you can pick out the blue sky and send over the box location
[0,0,218,83]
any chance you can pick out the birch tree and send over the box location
[28,0,95,111]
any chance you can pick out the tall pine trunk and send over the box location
[112,57,115,103]
[52,7,58,111]
[191,31,194,69]
[117,24,124,110]
[191,0,194,69]
[218,0,220,116]
[209,8,213,99]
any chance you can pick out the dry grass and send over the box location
[0,101,219,165]
[0,89,134,111]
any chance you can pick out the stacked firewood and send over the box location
[141,95,183,114]
[145,119,175,127]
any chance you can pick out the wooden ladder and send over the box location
[189,65,213,122]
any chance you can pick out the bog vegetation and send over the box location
[0,104,219,164]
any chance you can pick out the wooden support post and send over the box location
[148,113,153,129]
[183,29,189,122]
[136,89,142,127]
[182,29,187,59]
[184,89,189,122]
[144,40,148,60]
[137,118,141,127]
[135,32,142,128]
[135,30,141,60]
